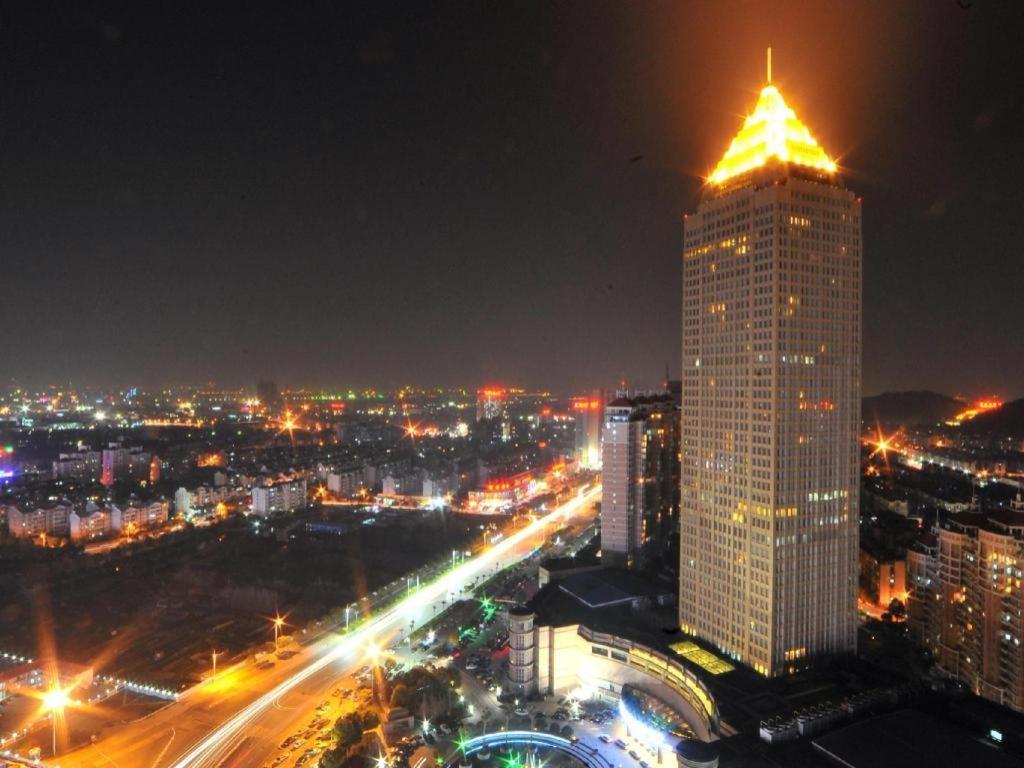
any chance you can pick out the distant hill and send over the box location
[861,391,966,426]
[962,398,1024,438]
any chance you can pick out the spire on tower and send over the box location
[708,55,837,186]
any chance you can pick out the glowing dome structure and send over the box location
[709,56,836,186]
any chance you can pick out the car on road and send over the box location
[614,739,627,749]
[598,735,611,744]
[628,750,639,760]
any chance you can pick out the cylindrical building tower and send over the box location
[506,605,536,694]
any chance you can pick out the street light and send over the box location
[43,687,68,757]
[272,615,285,649]
[211,649,221,680]
[367,642,380,664]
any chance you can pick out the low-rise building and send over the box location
[327,465,366,497]
[381,470,421,497]
[69,502,113,541]
[506,609,720,747]
[6,502,73,538]
[421,468,459,499]
[115,500,170,532]
[251,476,307,516]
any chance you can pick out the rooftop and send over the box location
[709,53,836,188]
[813,709,1023,768]
[557,569,661,609]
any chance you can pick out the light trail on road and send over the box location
[168,485,600,768]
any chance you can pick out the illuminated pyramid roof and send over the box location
[709,80,836,187]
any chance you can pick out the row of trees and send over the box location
[319,711,381,768]
[319,664,463,768]
[386,664,461,721]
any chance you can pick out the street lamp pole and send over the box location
[212,649,220,680]
[43,689,68,758]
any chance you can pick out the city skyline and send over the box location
[3,5,1024,768]
[1,3,1022,395]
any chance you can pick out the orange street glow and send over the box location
[43,687,70,711]
[864,428,901,465]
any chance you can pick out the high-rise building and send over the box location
[174,487,193,518]
[476,387,506,422]
[678,58,862,676]
[601,393,677,568]
[52,449,101,482]
[906,496,1024,712]
[571,390,604,469]
[100,443,151,487]
[256,380,282,412]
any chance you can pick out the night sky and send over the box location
[1,2,1022,397]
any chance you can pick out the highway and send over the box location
[57,484,600,768]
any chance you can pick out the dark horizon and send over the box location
[2,2,1023,398]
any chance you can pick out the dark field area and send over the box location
[0,507,494,687]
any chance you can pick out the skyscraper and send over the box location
[678,56,862,676]
[571,389,605,469]
[602,393,677,568]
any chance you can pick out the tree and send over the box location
[390,683,414,709]
[889,598,907,620]
[333,713,364,749]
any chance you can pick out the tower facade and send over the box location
[678,73,861,676]
[572,390,605,470]
[602,394,677,568]
[507,606,536,694]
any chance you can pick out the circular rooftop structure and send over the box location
[674,739,719,768]
[450,731,607,768]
